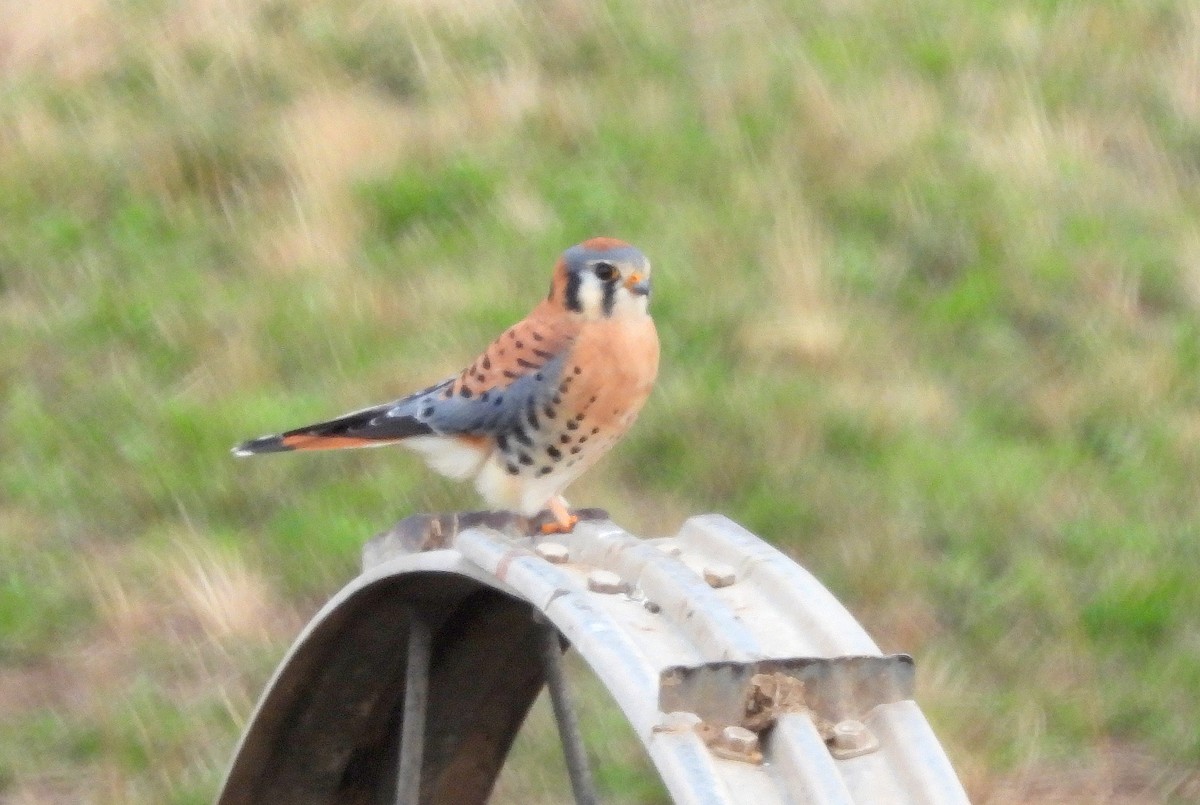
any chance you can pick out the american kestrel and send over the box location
[233,238,659,533]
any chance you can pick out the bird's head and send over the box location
[549,237,652,321]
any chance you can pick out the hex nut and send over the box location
[720,725,759,754]
[703,563,737,588]
[829,719,879,759]
[653,711,703,733]
[707,723,764,764]
[536,542,570,564]
[587,569,626,594]
[832,720,867,749]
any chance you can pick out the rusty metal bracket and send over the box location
[658,654,916,730]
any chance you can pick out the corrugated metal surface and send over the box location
[454,514,968,804]
[219,513,970,803]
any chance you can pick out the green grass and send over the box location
[4,0,1200,800]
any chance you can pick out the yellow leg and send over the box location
[540,496,579,534]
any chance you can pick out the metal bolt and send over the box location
[654,711,703,732]
[720,725,759,754]
[536,542,570,564]
[587,569,626,594]
[829,719,879,759]
[703,563,736,588]
[832,720,867,749]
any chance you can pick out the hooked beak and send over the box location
[625,272,651,297]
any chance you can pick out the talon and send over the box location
[540,495,578,533]
[540,513,579,534]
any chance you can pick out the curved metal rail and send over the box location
[218,512,969,804]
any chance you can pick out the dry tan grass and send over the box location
[739,195,847,366]
[258,88,414,274]
[0,0,117,81]
[1164,8,1200,124]
[984,743,1200,804]
[167,542,280,642]
[2,536,301,802]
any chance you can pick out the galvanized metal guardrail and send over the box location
[218,512,970,804]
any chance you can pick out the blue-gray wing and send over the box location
[232,314,576,455]
[389,349,570,439]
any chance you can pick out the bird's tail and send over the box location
[232,400,434,456]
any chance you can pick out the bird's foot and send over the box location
[539,496,579,534]
[539,513,580,534]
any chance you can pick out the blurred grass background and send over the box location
[3,0,1200,801]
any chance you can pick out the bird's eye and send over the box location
[592,262,618,282]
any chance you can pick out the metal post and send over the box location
[395,613,432,805]
[539,623,599,805]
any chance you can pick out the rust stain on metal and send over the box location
[743,672,808,731]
